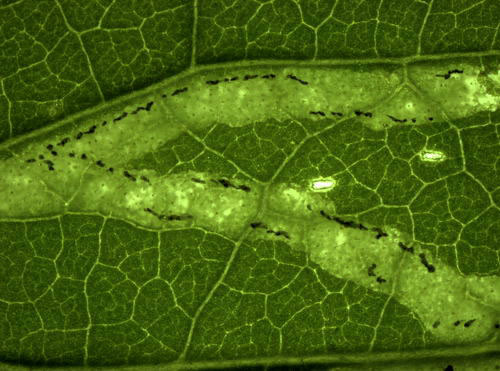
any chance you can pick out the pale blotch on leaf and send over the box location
[464,70,499,112]
[419,150,445,162]
[125,188,154,209]
[310,178,336,192]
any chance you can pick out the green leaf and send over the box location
[0,0,499,370]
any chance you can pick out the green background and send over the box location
[0,0,499,370]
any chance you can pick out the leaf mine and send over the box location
[0,60,498,350]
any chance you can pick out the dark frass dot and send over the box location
[464,319,476,327]
[274,230,290,239]
[50,151,57,156]
[76,132,83,140]
[281,231,290,239]
[166,215,182,221]
[320,209,332,220]
[144,208,154,216]
[96,160,105,167]
[310,111,325,116]
[81,154,87,160]
[238,184,251,192]
[46,144,54,150]
[84,125,96,134]
[45,160,54,171]
[131,103,154,114]
[57,137,70,146]
[367,263,377,277]
[435,69,463,80]
[374,227,388,239]
[144,207,160,217]
[250,222,264,229]
[376,276,386,283]
[26,158,36,163]
[286,74,308,85]
[444,365,454,371]
[107,167,114,173]
[398,241,414,253]
[124,170,136,181]
[418,253,436,273]
[38,154,44,160]
[453,320,461,326]
[102,120,107,126]
[333,216,356,228]
[387,114,407,123]
[69,152,75,157]
[353,111,373,117]
[172,87,188,96]
[432,320,440,328]
[160,214,192,221]
[113,112,128,122]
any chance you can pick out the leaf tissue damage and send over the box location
[0,52,499,368]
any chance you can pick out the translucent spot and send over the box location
[489,70,500,84]
[310,178,336,191]
[125,188,153,208]
[405,101,414,110]
[237,89,247,98]
[336,230,346,245]
[283,187,301,200]
[464,73,499,112]
[419,150,445,162]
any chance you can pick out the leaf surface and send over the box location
[0,0,499,369]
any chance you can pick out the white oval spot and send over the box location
[311,178,336,191]
[419,150,445,162]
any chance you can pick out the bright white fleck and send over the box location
[420,150,445,162]
[311,178,335,191]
